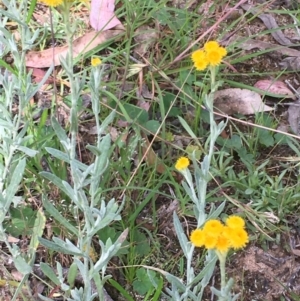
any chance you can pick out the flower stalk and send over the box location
[171,41,247,301]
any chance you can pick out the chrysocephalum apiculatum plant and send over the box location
[33,0,127,300]
[162,42,247,301]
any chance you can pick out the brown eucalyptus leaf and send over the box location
[254,80,296,100]
[214,88,273,116]
[90,0,121,31]
[26,29,124,68]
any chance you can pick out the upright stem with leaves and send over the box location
[37,1,127,300]
[0,1,49,300]
[165,41,233,300]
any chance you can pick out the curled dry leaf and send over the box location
[254,80,296,100]
[279,56,300,71]
[25,30,124,68]
[214,88,273,116]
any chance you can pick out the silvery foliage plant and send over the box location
[0,1,48,299]
[0,0,126,300]
[36,22,126,301]
[38,64,126,301]
[164,87,230,300]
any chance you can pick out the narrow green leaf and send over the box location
[0,59,17,76]
[26,0,37,24]
[178,116,201,146]
[40,263,60,286]
[14,255,32,275]
[40,171,72,199]
[38,237,83,256]
[6,159,26,202]
[29,208,46,252]
[207,201,226,220]
[45,147,87,171]
[98,110,115,135]
[108,279,135,301]
[42,195,78,236]
[173,212,188,258]
[152,277,163,301]
[17,145,38,157]
[51,117,69,145]
[67,262,78,287]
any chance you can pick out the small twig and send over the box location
[285,79,300,98]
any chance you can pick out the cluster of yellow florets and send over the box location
[175,157,190,171]
[91,57,102,67]
[39,0,63,6]
[191,41,227,71]
[190,216,249,253]
[39,0,75,7]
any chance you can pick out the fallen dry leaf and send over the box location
[214,88,273,115]
[279,56,300,71]
[254,80,295,100]
[25,30,123,68]
[288,99,300,135]
[241,4,294,46]
[90,0,121,31]
[221,34,300,57]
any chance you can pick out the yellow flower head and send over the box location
[191,49,209,71]
[190,218,249,252]
[203,220,223,237]
[39,0,63,6]
[191,49,206,63]
[215,235,230,253]
[194,59,209,71]
[226,227,249,249]
[205,50,224,66]
[225,216,245,229]
[222,226,232,239]
[191,40,227,70]
[190,229,206,247]
[91,57,102,67]
[204,235,218,249]
[204,41,220,52]
[175,157,190,171]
